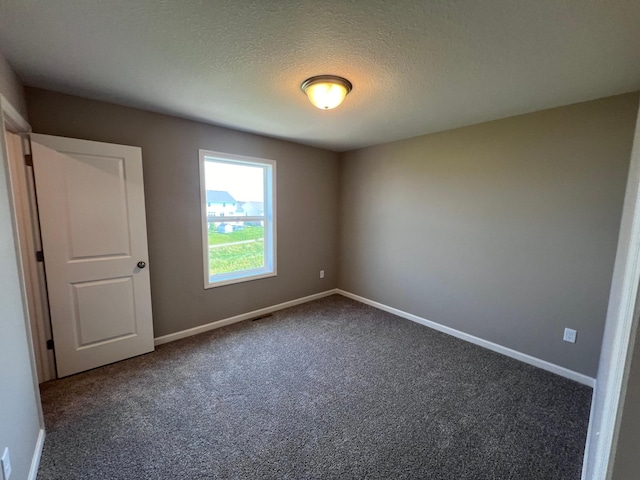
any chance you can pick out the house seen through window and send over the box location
[199,150,276,288]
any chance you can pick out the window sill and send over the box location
[204,270,277,289]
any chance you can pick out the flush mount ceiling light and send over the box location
[301,75,353,110]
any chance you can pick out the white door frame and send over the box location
[1,100,56,384]
[0,94,45,433]
[582,102,640,479]
[5,131,56,383]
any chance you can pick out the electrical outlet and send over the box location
[1,447,11,480]
[563,328,577,344]
[319,270,325,279]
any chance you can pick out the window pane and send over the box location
[205,160,264,206]
[201,150,275,288]
[205,159,266,277]
[208,221,265,276]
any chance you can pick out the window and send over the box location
[199,150,276,288]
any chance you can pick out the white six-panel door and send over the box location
[31,134,154,377]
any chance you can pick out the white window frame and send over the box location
[199,150,277,288]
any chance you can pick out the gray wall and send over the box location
[0,49,27,118]
[25,88,340,338]
[0,51,42,480]
[339,93,639,377]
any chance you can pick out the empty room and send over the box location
[1,1,640,479]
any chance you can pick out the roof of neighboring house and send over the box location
[206,190,236,204]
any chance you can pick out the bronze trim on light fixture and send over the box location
[300,75,353,94]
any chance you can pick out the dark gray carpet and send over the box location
[38,295,591,479]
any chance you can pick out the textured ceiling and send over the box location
[0,0,639,151]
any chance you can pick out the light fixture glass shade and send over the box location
[301,75,352,110]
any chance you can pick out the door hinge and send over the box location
[46,339,54,350]
[24,153,33,167]
[35,250,44,262]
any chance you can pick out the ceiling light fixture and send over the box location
[301,75,353,110]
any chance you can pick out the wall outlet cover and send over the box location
[563,328,577,344]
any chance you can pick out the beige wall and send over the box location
[25,87,340,338]
[339,93,639,377]
[0,51,41,480]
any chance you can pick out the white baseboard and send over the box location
[154,289,339,346]
[153,286,596,387]
[336,289,596,388]
[28,428,45,480]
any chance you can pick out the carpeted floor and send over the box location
[38,295,591,479]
